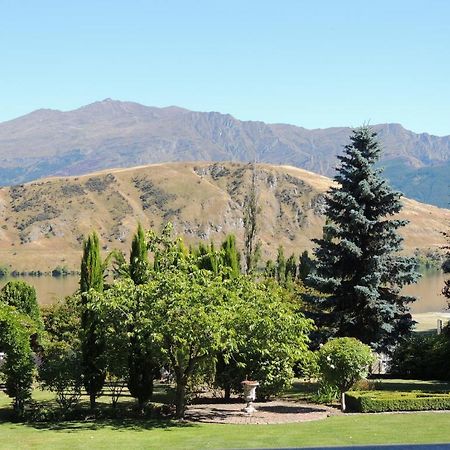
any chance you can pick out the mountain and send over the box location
[0,162,448,273]
[0,99,449,207]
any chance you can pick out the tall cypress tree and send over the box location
[80,231,105,409]
[127,224,159,410]
[307,127,418,353]
[276,246,286,285]
[129,223,149,285]
[221,234,241,278]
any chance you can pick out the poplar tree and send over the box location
[243,165,261,274]
[307,127,418,353]
[80,231,105,409]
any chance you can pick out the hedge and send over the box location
[345,390,450,413]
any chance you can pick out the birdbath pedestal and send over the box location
[241,380,259,414]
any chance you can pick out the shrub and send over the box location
[317,337,374,411]
[345,390,450,413]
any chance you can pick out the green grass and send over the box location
[2,410,450,449]
[2,388,450,449]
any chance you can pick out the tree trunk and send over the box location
[341,391,346,412]
[90,392,96,410]
[175,379,186,419]
[224,384,231,401]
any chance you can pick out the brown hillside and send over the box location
[0,162,448,273]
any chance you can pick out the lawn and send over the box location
[1,388,450,449]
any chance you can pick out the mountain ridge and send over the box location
[0,99,449,207]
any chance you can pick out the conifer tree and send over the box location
[80,231,105,409]
[307,127,418,353]
[127,224,158,409]
[298,250,313,281]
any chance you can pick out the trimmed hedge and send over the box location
[345,390,450,413]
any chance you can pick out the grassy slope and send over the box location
[0,162,448,273]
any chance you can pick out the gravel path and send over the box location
[185,400,340,424]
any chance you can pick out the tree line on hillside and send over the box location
[1,126,448,420]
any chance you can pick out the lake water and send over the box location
[0,270,448,313]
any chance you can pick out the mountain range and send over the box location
[0,162,448,273]
[0,99,449,208]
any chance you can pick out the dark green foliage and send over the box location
[129,223,149,285]
[285,253,297,281]
[0,280,41,327]
[276,246,286,285]
[221,234,241,278]
[192,242,220,274]
[298,250,313,281]
[0,265,9,277]
[243,165,261,275]
[0,305,35,415]
[389,332,450,380]
[79,232,105,408]
[307,127,419,353]
[345,390,450,413]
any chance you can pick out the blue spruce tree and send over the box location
[308,126,419,353]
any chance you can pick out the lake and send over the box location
[0,270,448,313]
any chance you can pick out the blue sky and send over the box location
[1,0,450,135]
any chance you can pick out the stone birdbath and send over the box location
[241,380,259,414]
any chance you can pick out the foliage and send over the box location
[80,231,103,293]
[0,304,35,415]
[129,223,149,285]
[215,277,314,399]
[307,127,419,353]
[80,231,106,408]
[38,341,83,411]
[389,332,450,380]
[221,234,241,278]
[276,246,286,285]
[317,337,374,411]
[298,250,313,281]
[0,280,41,327]
[243,165,261,275]
[0,265,9,277]
[345,390,450,413]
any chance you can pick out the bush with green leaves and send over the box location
[0,304,36,415]
[0,280,42,328]
[38,341,83,412]
[317,337,374,411]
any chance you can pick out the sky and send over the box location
[1,0,450,135]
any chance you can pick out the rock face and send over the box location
[0,162,448,273]
[0,100,449,207]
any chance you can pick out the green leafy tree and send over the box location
[0,280,41,327]
[215,277,314,399]
[40,297,83,412]
[80,231,106,409]
[0,305,35,415]
[317,337,374,411]
[243,165,261,275]
[308,127,419,352]
[264,259,276,278]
